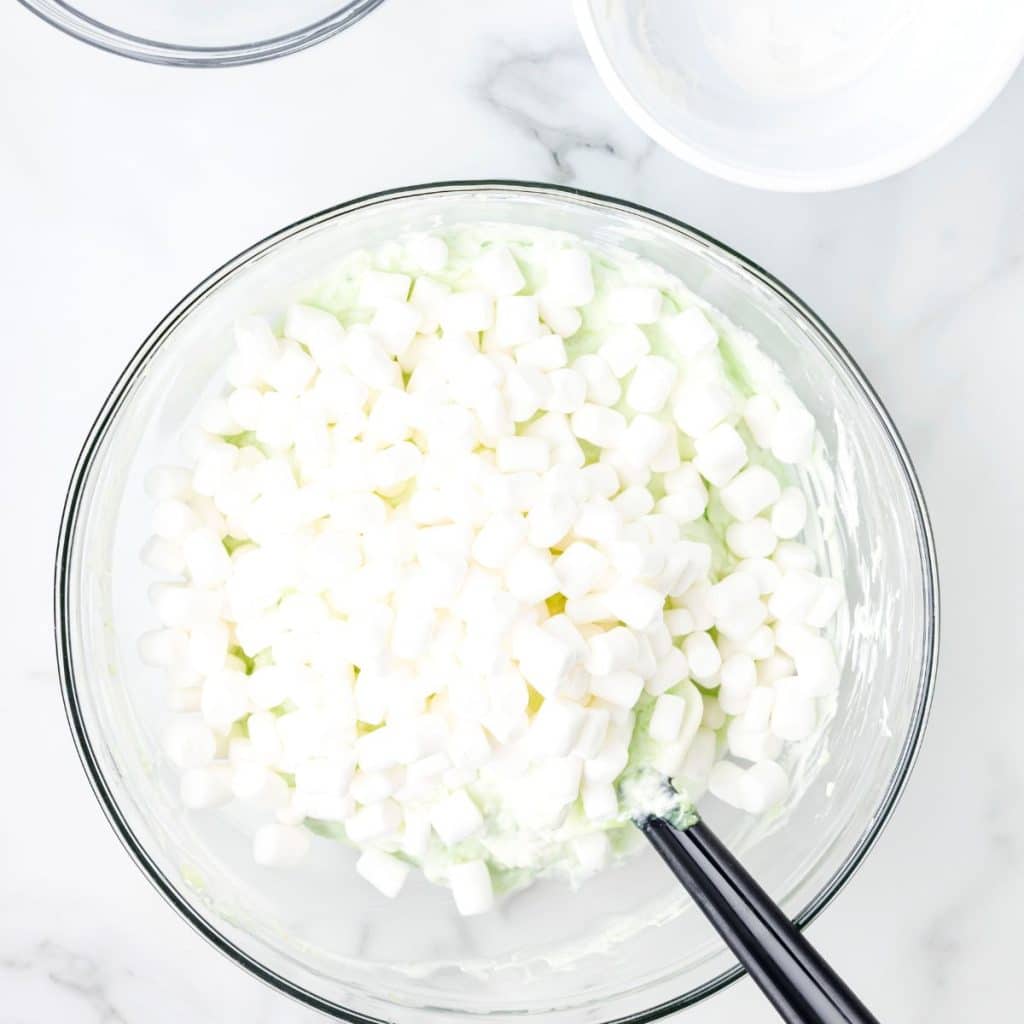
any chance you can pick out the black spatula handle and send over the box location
[641,816,880,1024]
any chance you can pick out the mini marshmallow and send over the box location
[163,718,217,769]
[356,848,411,898]
[793,636,840,696]
[693,423,747,486]
[496,435,549,474]
[475,245,526,296]
[515,624,578,697]
[683,631,722,682]
[492,295,542,350]
[448,860,494,916]
[603,582,664,630]
[530,699,586,757]
[544,369,587,414]
[599,325,650,377]
[769,570,823,622]
[555,542,608,599]
[590,670,644,708]
[582,780,618,821]
[738,761,789,814]
[574,354,621,407]
[672,380,734,439]
[546,249,595,307]
[773,541,817,572]
[771,487,808,540]
[526,492,578,549]
[139,628,188,668]
[649,693,687,742]
[726,519,778,559]
[743,394,777,448]
[360,271,411,307]
[770,678,819,741]
[617,415,672,471]
[431,790,484,845]
[182,528,231,586]
[284,304,346,369]
[146,465,193,502]
[180,765,233,809]
[473,512,528,569]
[664,607,695,637]
[626,355,678,413]
[718,653,757,715]
[572,831,611,873]
[141,536,186,576]
[771,407,816,464]
[720,466,782,522]
[253,823,311,867]
[805,578,844,628]
[607,286,663,325]
[664,307,718,359]
[346,800,402,844]
[516,333,567,371]
[407,235,448,273]
[645,647,688,696]
[571,404,627,448]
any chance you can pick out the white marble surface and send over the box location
[1,1,1022,1020]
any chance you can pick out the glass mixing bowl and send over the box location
[55,182,938,1022]
[17,0,386,67]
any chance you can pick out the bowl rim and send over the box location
[15,0,387,67]
[573,0,1024,193]
[54,179,940,1023]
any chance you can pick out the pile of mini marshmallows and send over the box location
[139,228,842,916]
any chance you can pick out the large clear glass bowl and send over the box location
[17,0,385,67]
[55,182,938,1022]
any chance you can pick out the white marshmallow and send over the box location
[590,670,644,709]
[180,765,233,809]
[407,235,448,273]
[448,860,494,916]
[554,542,608,599]
[571,404,626,447]
[664,607,695,637]
[693,423,748,486]
[769,570,823,622]
[475,245,525,296]
[771,487,808,540]
[582,780,618,821]
[253,823,311,867]
[770,677,819,741]
[572,831,611,872]
[182,528,231,586]
[773,541,817,572]
[720,466,782,521]
[649,693,687,742]
[356,848,411,898]
[770,407,816,465]
[360,271,411,307]
[672,380,734,439]
[346,800,402,843]
[141,536,186,576]
[496,435,549,474]
[145,465,193,502]
[683,631,721,682]
[516,334,567,371]
[473,512,528,569]
[645,647,689,696]
[607,286,662,325]
[431,790,484,845]
[139,628,188,668]
[504,546,559,603]
[514,625,577,697]
[726,519,778,559]
[805,578,844,628]
[599,325,650,377]
[284,304,346,369]
[718,653,757,714]
[546,249,595,307]
[163,718,217,769]
[574,354,621,407]
[738,761,789,814]
[626,355,678,413]
[544,369,587,414]
[743,394,778,449]
[616,415,673,471]
[664,307,718,359]
[793,636,840,696]
[530,699,585,757]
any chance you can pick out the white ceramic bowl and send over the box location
[576,0,1024,191]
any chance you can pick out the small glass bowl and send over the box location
[56,181,938,1022]
[17,0,386,67]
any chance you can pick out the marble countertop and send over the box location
[2,1,1022,1020]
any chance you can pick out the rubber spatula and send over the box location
[637,795,880,1023]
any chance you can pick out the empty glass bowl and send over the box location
[18,0,386,66]
[56,182,938,1022]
